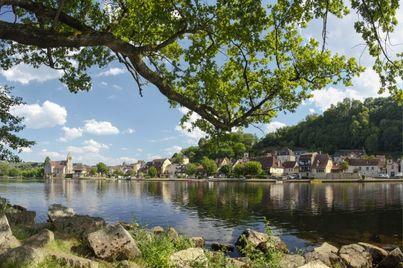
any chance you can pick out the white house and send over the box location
[346,158,382,177]
[44,153,73,178]
[386,159,402,177]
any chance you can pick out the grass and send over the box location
[10,224,38,240]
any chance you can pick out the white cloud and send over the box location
[11,101,67,129]
[164,145,182,156]
[113,84,122,90]
[136,148,143,153]
[101,82,108,86]
[0,64,62,84]
[20,147,32,153]
[60,127,83,142]
[309,108,316,114]
[97,67,126,77]
[118,157,137,164]
[39,149,64,159]
[266,121,286,133]
[67,139,108,154]
[83,119,119,135]
[148,137,176,143]
[175,107,206,141]
[123,128,135,134]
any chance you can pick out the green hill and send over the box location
[253,97,402,156]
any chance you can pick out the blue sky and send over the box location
[1,7,402,165]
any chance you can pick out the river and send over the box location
[0,179,402,251]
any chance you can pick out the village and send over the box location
[44,149,403,180]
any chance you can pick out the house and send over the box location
[386,159,402,177]
[167,164,187,178]
[311,154,333,178]
[216,157,231,168]
[253,155,284,176]
[333,149,365,163]
[298,153,317,178]
[44,153,73,178]
[182,156,190,165]
[276,148,296,163]
[148,158,172,177]
[282,161,298,175]
[73,163,88,178]
[346,158,382,177]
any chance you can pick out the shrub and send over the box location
[148,166,158,178]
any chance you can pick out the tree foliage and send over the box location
[182,132,257,162]
[96,162,109,175]
[200,157,217,176]
[148,166,158,178]
[0,0,400,134]
[233,161,263,177]
[185,163,198,176]
[254,97,402,156]
[0,85,34,161]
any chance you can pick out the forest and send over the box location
[254,97,402,156]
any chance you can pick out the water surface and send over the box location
[0,180,401,250]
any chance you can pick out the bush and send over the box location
[219,165,232,177]
[185,163,198,176]
[243,161,263,176]
[200,157,217,176]
[148,166,158,178]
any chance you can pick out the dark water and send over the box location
[0,180,402,250]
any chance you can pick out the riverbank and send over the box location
[0,197,401,268]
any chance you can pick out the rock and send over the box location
[87,223,141,261]
[358,242,388,264]
[377,248,403,268]
[11,204,27,211]
[304,242,343,268]
[23,229,54,248]
[0,215,20,254]
[49,252,99,268]
[191,236,205,247]
[339,244,372,268]
[53,214,105,238]
[152,226,164,234]
[236,229,288,253]
[0,245,44,267]
[167,227,179,240]
[48,204,75,222]
[299,260,330,268]
[226,257,249,267]
[116,260,142,268]
[211,242,235,252]
[6,210,36,227]
[118,221,139,231]
[279,254,306,268]
[169,247,208,268]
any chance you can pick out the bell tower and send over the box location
[66,152,73,174]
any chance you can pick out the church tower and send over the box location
[66,152,73,174]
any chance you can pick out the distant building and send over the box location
[333,149,365,163]
[253,155,284,176]
[386,159,402,177]
[73,163,88,178]
[282,161,298,175]
[44,153,73,177]
[298,153,318,178]
[346,158,382,177]
[311,154,333,178]
[146,158,172,177]
[276,148,296,163]
[216,157,231,168]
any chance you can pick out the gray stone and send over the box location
[169,247,208,268]
[167,227,179,240]
[6,210,36,227]
[49,252,99,268]
[87,223,141,261]
[152,226,164,234]
[299,260,330,268]
[378,248,403,268]
[339,244,372,268]
[304,242,343,268]
[23,229,54,248]
[358,242,388,264]
[53,214,105,238]
[0,215,19,254]
[48,204,75,222]
[279,254,306,268]
[191,236,205,248]
[236,229,288,254]
[226,257,249,267]
[0,245,44,268]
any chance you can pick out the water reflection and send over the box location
[0,180,402,249]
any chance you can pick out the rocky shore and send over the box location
[0,197,401,268]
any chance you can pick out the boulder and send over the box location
[23,229,54,248]
[0,245,44,268]
[169,247,208,268]
[377,248,403,268]
[191,236,205,248]
[87,223,141,261]
[226,257,250,267]
[358,242,388,264]
[53,215,105,238]
[48,204,75,222]
[279,254,306,268]
[6,210,36,227]
[299,260,330,268]
[152,226,164,234]
[211,242,235,252]
[236,229,288,253]
[49,252,99,268]
[167,227,179,240]
[304,242,343,268]
[339,244,372,268]
[0,215,20,254]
